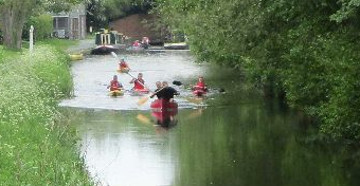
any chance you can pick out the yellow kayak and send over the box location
[109,89,124,96]
[117,67,130,73]
[69,53,84,61]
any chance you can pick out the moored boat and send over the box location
[91,45,118,55]
[164,42,188,50]
[91,29,122,55]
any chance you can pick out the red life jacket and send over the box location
[120,62,128,68]
[196,81,205,88]
[110,80,120,91]
[134,79,145,89]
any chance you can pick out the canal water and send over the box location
[60,51,360,186]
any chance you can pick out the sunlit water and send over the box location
[61,51,360,186]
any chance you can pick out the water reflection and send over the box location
[62,51,360,186]
[74,110,177,186]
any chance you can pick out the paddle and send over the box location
[110,52,154,105]
[122,71,156,105]
[136,114,152,124]
[137,86,167,106]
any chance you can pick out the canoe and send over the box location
[150,99,178,113]
[117,67,130,73]
[109,89,124,96]
[69,53,84,61]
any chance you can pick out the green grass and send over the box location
[37,39,79,51]
[0,46,20,64]
[0,43,94,185]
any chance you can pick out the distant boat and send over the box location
[163,42,188,50]
[91,30,122,55]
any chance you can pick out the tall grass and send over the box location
[37,39,79,51]
[0,45,93,185]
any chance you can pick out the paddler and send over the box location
[107,75,123,91]
[133,40,141,47]
[130,73,145,90]
[193,76,208,92]
[119,57,129,70]
[150,81,163,99]
[159,81,179,102]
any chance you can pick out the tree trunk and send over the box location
[0,0,35,50]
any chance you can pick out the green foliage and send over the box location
[44,0,82,13]
[0,0,81,49]
[0,46,93,185]
[23,14,53,40]
[86,0,153,29]
[155,0,360,142]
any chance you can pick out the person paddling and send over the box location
[150,81,163,99]
[159,81,179,102]
[107,75,123,91]
[119,58,129,69]
[192,76,207,96]
[130,73,145,90]
[193,76,207,91]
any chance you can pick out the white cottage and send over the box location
[52,3,86,39]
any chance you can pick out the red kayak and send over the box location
[150,99,178,113]
[193,89,207,97]
[151,99,178,126]
[131,88,150,95]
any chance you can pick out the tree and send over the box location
[0,0,37,49]
[86,0,153,30]
[0,0,80,50]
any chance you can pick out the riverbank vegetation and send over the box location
[155,0,360,143]
[0,45,93,185]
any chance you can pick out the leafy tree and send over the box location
[0,0,80,50]
[154,0,360,143]
[86,0,153,30]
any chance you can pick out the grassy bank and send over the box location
[0,44,93,185]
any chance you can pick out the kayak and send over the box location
[117,67,130,73]
[109,89,124,96]
[69,53,84,61]
[131,88,150,95]
[150,99,178,113]
[193,89,207,97]
[151,99,178,127]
